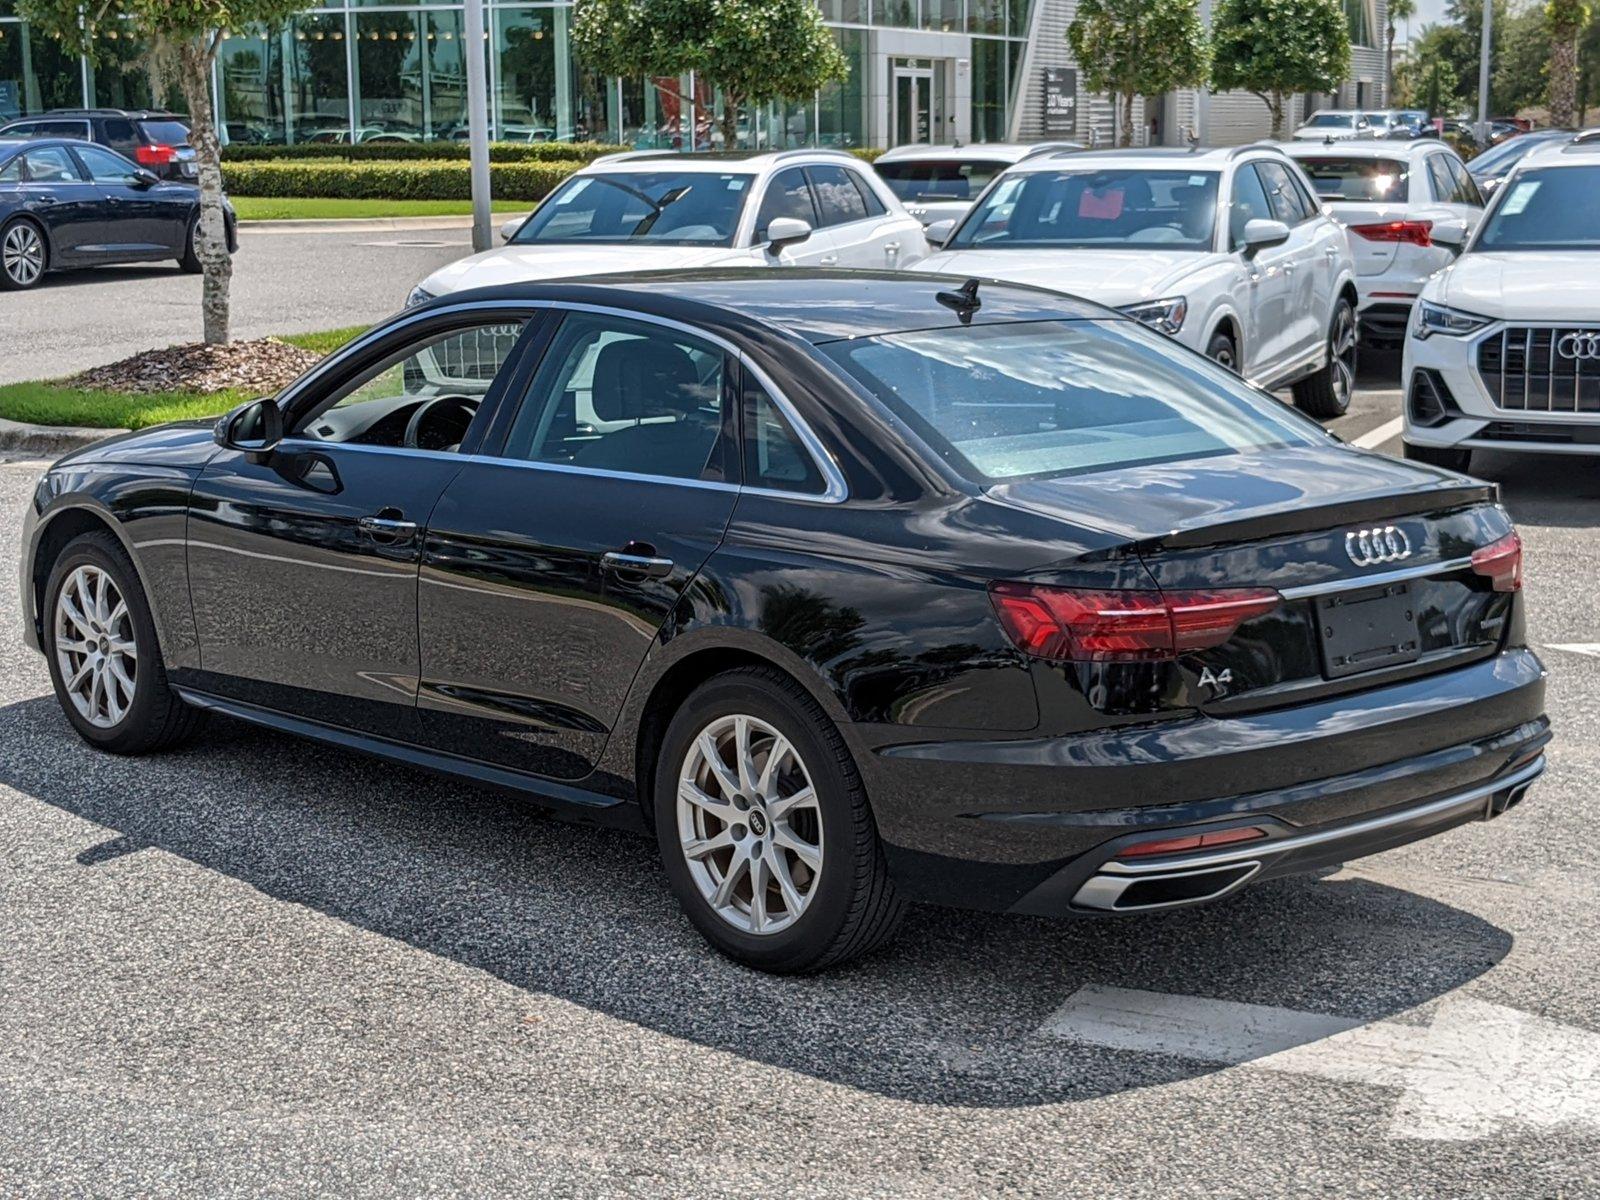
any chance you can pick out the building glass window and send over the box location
[352,8,483,142]
[218,14,350,145]
[923,0,963,32]
[970,38,1006,143]
[1,20,85,118]
[817,29,868,148]
[877,0,918,28]
[1343,0,1374,47]
[968,0,1005,35]
[816,0,870,22]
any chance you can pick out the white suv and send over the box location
[914,145,1360,416]
[1285,139,1484,348]
[1402,136,1600,470]
[408,149,927,303]
[873,142,1081,228]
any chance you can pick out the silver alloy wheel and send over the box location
[3,222,44,286]
[676,713,824,935]
[53,565,138,729]
[1331,304,1357,406]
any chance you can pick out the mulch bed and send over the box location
[64,338,324,396]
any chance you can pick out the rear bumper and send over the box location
[1033,754,1543,914]
[866,648,1547,913]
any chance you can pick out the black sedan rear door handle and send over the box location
[358,514,418,541]
[601,550,674,579]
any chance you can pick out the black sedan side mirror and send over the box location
[214,397,284,463]
[129,168,159,189]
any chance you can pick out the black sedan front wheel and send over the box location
[1,218,46,290]
[654,667,904,973]
[178,214,204,274]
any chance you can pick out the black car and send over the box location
[18,272,1548,972]
[0,109,199,180]
[0,137,235,290]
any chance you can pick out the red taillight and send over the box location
[988,583,1280,663]
[135,144,177,166]
[1116,826,1267,859]
[1350,219,1434,247]
[1470,530,1523,592]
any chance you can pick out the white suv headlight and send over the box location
[1414,300,1491,340]
[405,285,436,309]
[1119,296,1188,336]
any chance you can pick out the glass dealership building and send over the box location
[0,0,1035,150]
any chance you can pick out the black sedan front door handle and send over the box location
[601,550,675,579]
[358,512,418,542]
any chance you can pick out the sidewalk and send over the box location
[240,213,529,235]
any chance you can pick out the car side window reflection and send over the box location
[744,379,824,495]
[21,147,82,184]
[503,313,732,483]
[76,145,141,183]
[1229,165,1275,249]
[754,167,818,239]
[296,321,527,452]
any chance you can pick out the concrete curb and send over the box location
[0,417,127,458]
[239,212,529,235]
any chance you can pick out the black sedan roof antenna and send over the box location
[936,278,982,324]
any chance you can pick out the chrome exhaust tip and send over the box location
[1073,861,1261,912]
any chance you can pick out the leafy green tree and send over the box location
[1387,0,1416,101]
[572,0,847,148]
[18,0,304,344]
[1210,0,1352,137]
[1067,0,1211,146]
[1493,3,1551,116]
[1418,55,1460,116]
[1547,0,1594,124]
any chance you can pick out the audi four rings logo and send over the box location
[1345,526,1412,567]
[1557,332,1600,361]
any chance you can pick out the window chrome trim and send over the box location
[1277,555,1474,600]
[278,297,848,504]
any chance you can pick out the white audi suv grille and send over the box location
[1477,326,1600,415]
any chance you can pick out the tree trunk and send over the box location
[720,92,740,150]
[176,38,231,346]
[1549,28,1580,128]
[1119,92,1136,147]
[1386,25,1396,104]
[1269,90,1286,139]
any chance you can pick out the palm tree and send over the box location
[1387,0,1416,103]
[1546,0,1593,126]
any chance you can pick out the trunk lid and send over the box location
[991,446,1513,713]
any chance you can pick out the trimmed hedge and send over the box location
[221,159,586,201]
[224,139,888,165]
[222,140,616,164]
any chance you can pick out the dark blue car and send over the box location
[0,137,235,291]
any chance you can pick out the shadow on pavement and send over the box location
[0,694,1515,1109]
[1470,450,1600,528]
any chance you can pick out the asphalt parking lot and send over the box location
[0,225,471,385]
[3,306,1599,1192]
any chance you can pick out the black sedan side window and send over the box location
[20,147,82,184]
[76,145,141,184]
[744,379,824,495]
[296,320,528,452]
[0,158,19,184]
[502,313,733,483]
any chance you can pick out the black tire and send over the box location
[1293,296,1358,419]
[1205,328,1239,373]
[1403,440,1473,473]
[42,531,205,755]
[653,666,905,973]
[178,214,203,273]
[1,217,47,290]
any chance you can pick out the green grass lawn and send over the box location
[231,196,529,221]
[0,327,370,432]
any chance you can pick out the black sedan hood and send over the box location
[987,444,1495,552]
[52,418,220,471]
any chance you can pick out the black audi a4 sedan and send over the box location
[19,272,1548,971]
[0,137,235,290]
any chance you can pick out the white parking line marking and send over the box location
[1041,984,1600,1141]
[1352,416,1404,450]
[1547,643,1600,658]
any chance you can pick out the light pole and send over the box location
[464,0,492,252]
[1475,0,1493,146]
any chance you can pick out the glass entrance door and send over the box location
[891,59,938,146]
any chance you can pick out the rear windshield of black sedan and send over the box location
[819,319,1324,482]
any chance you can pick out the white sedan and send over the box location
[408,148,927,304]
[915,145,1361,416]
[1285,140,1484,348]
